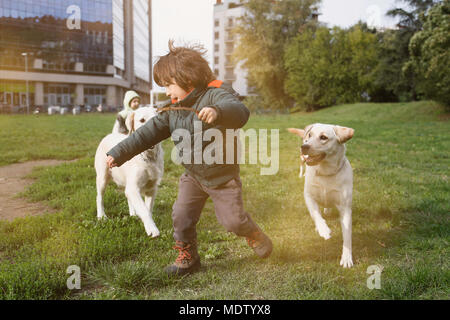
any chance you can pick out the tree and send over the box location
[233,0,320,110]
[284,25,379,111]
[370,29,414,102]
[406,1,450,106]
[387,0,441,30]
[371,0,443,101]
[284,27,333,110]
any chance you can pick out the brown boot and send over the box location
[246,228,273,259]
[164,240,201,276]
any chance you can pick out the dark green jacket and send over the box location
[106,82,250,187]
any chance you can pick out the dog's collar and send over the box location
[315,158,347,177]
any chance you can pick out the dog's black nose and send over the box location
[301,144,310,154]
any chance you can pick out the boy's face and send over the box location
[165,82,190,103]
[130,98,140,110]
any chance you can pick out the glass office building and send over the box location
[0,0,151,111]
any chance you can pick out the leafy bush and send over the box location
[406,1,450,107]
[284,25,378,110]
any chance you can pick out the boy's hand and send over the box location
[198,107,218,124]
[106,155,117,168]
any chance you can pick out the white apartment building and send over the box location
[213,0,249,97]
[213,0,321,99]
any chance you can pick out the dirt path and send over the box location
[0,160,70,221]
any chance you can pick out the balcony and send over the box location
[224,73,236,81]
[225,59,234,68]
[225,34,234,43]
[225,22,234,31]
[225,44,234,55]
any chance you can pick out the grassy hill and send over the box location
[0,101,448,299]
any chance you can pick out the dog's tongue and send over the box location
[303,154,319,164]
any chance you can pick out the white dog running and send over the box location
[288,124,355,268]
[95,107,164,237]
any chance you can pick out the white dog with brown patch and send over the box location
[288,124,354,268]
[95,107,164,237]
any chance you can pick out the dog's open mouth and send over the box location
[302,153,326,166]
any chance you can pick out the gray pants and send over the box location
[172,173,259,243]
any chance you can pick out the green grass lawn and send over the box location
[0,101,448,299]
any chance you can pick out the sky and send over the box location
[152,0,216,65]
[151,0,401,91]
[319,0,400,29]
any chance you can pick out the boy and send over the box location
[112,90,141,134]
[106,41,272,276]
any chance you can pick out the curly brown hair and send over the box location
[153,40,216,91]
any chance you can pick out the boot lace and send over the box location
[173,243,192,264]
[246,231,262,248]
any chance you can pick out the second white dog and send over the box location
[94,107,164,237]
[288,123,354,268]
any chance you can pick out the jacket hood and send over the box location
[123,90,141,111]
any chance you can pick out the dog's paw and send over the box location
[315,221,331,240]
[146,228,160,238]
[340,252,353,268]
[97,215,107,220]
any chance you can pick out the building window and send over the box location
[43,83,74,107]
[84,85,107,106]
[113,0,125,70]
[214,57,219,65]
[133,0,150,82]
[214,32,219,40]
[214,19,219,27]
[0,0,114,75]
[214,44,219,52]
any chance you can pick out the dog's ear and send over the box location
[333,126,354,143]
[287,128,305,138]
[303,124,314,137]
[125,112,136,135]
